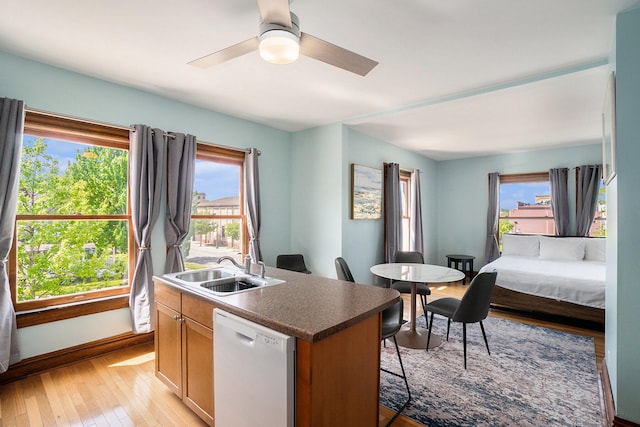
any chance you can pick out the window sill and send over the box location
[16,294,129,328]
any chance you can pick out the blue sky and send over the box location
[25,136,239,202]
[500,182,550,210]
[24,136,79,173]
[194,160,240,201]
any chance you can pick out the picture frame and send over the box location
[351,164,382,219]
[602,71,616,185]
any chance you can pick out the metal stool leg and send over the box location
[381,336,411,426]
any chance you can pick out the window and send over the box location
[498,171,607,244]
[590,186,606,237]
[182,144,246,270]
[11,112,133,313]
[498,172,553,247]
[581,173,606,237]
[400,170,411,251]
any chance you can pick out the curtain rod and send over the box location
[25,107,258,155]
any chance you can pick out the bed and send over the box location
[479,234,606,325]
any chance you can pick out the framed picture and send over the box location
[602,71,616,185]
[351,164,382,219]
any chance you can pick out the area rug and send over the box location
[380,315,602,427]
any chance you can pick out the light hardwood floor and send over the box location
[0,281,604,427]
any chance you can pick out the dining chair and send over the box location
[425,271,498,369]
[391,251,431,327]
[334,257,411,426]
[276,254,311,274]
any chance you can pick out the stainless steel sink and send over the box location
[200,276,265,293]
[162,267,285,296]
[174,268,235,282]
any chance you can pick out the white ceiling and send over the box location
[1,0,637,160]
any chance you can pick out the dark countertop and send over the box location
[153,266,399,343]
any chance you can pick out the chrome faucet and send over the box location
[217,255,247,273]
[244,255,252,274]
[217,254,263,277]
[257,261,266,279]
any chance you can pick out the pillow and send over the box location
[539,236,586,261]
[501,234,539,257]
[585,238,606,262]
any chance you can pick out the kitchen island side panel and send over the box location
[295,313,381,427]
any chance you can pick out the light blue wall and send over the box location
[1,51,292,357]
[341,128,437,284]
[436,144,603,268]
[608,7,640,423]
[289,124,344,278]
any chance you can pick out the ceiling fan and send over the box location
[188,0,378,76]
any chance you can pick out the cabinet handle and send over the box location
[173,315,180,321]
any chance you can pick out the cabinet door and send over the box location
[183,317,214,426]
[155,302,183,396]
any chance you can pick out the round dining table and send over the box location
[370,263,465,349]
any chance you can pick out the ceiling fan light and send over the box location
[259,29,300,64]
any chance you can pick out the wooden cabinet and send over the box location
[155,281,215,426]
[154,276,388,427]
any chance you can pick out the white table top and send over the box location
[370,263,465,283]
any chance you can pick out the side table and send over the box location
[446,254,475,284]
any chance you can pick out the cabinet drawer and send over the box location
[155,281,182,311]
[182,292,215,328]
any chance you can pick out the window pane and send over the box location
[183,218,243,269]
[402,218,410,251]
[590,181,607,237]
[499,182,551,215]
[16,220,129,302]
[184,157,243,270]
[499,181,553,234]
[19,136,127,215]
[194,160,240,201]
[499,217,557,237]
[400,180,408,216]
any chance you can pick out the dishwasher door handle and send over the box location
[235,331,255,345]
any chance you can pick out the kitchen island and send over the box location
[153,266,400,427]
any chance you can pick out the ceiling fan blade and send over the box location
[188,37,259,69]
[256,0,291,27]
[299,33,378,77]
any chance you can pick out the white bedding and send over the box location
[479,255,605,309]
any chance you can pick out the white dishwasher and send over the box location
[213,309,296,427]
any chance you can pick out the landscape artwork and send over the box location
[351,164,382,219]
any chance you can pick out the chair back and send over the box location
[452,272,497,323]
[381,297,404,340]
[277,254,311,274]
[335,257,355,282]
[393,251,424,264]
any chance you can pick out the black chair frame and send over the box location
[425,271,497,369]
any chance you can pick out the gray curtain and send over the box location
[129,125,165,333]
[576,164,603,237]
[245,148,262,262]
[165,133,196,273]
[0,98,24,373]
[484,172,500,263]
[549,168,570,236]
[384,163,402,263]
[409,169,424,254]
